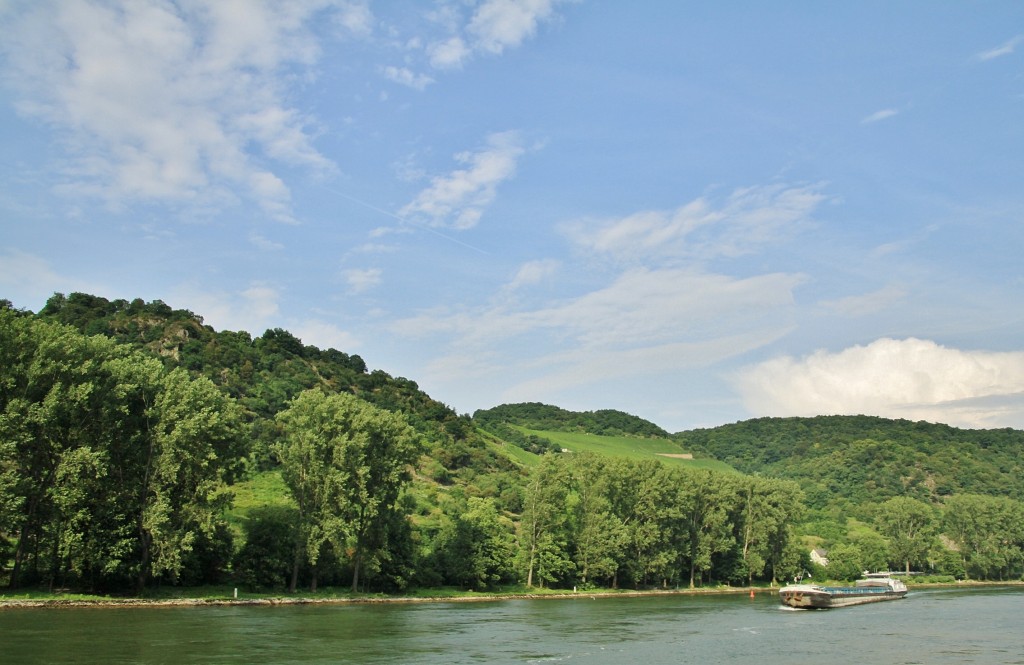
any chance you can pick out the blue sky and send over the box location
[2,1,1023,432]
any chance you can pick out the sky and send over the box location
[2,1,1024,433]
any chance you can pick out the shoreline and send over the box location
[3,581,1020,610]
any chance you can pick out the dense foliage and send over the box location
[3,294,1024,593]
[677,416,1024,507]
[475,403,669,439]
[0,307,244,591]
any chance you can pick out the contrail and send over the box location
[320,185,490,255]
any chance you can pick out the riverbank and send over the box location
[3,580,1019,610]
[0,585,779,609]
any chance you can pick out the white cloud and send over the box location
[399,131,526,229]
[1,0,348,222]
[506,259,559,291]
[427,36,472,69]
[975,35,1023,62]
[344,267,382,294]
[734,338,1024,429]
[291,319,360,351]
[249,233,285,251]
[861,108,899,124]
[171,281,281,335]
[424,0,568,70]
[563,184,827,264]
[0,250,100,310]
[467,0,559,55]
[396,267,804,388]
[382,65,435,90]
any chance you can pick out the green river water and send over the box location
[2,587,1022,664]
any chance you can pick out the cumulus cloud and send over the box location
[734,338,1024,429]
[1,0,351,221]
[399,131,526,229]
[425,0,568,70]
[427,36,472,69]
[563,184,827,264]
[467,0,560,55]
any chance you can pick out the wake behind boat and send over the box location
[779,572,908,609]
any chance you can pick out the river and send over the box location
[2,586,1023,664]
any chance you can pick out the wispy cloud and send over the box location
[735,338,1024,429]
[249,233,285,251]
[395,267,804,392]
[563,184,827,264]
[399,131,527,229]
[975,35,1023,61]
[861,108,899,124]
[820,285,907,317]
[506,259,560,291]
[0,250,101,310]
[1,1,352,222]
[344,267,382,294]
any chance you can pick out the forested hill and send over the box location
[474,402,669,438]
[32,292,494,472]
[676,416,1024,508]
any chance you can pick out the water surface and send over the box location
[3,587,1022,664]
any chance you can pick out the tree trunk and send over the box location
[351,548,362,593]
[289,546,300,593]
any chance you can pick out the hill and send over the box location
[676,415,1024,508]
[34,292,513,482]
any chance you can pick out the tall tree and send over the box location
[674,469,735,588]
[517,454,571,588]
[876,496,934,574]
[137,368,243,589]
[566,453,624,586]
[276,389,421,592]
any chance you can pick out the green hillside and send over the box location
[515,427,735,473]
[677,415,1024,508]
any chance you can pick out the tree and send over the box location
[734,477,803,585]
[137,368,243,589]
[943,494,1024,580]
[0,311,243,591]
[674,469,735,588]
[825,542,864,581]
[275,389,422,592]
[876,496,934,574]
[517,454,571,588]
[434,497,516,590]
[566,453,625,587]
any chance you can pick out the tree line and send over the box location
[4,296,1024,594]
